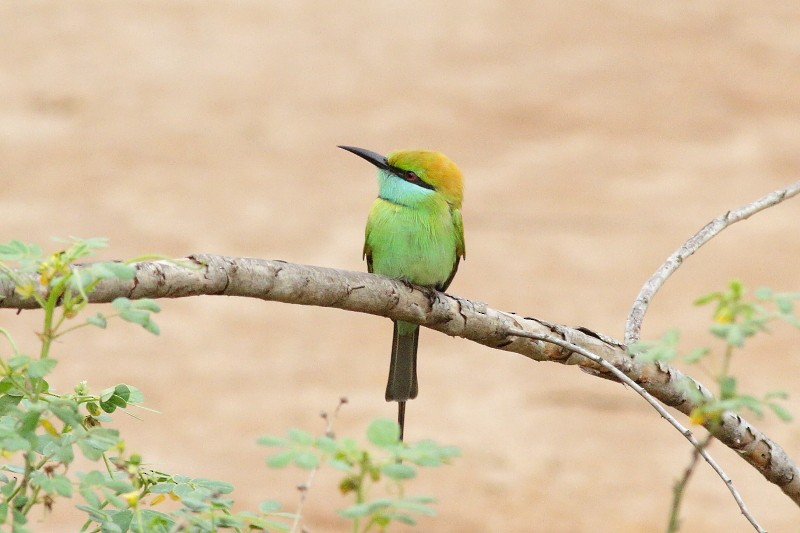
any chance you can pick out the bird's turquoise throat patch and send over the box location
[377,169,435,207]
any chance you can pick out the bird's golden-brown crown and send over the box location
[387,150,463,208]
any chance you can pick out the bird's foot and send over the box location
[418,285,443,305]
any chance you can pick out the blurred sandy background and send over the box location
[2,2,800,532]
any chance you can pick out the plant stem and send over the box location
[667,435,714,532]
[39,281,62,360]
[719,344,734,384]
[0,327,21,355]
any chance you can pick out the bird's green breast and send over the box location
[366,198,461,288]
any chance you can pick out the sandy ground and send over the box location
[2,2,800,532]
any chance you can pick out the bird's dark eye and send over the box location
[395,168,435,190]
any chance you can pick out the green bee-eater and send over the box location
[339,145,465,440]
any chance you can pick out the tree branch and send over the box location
[1,255,798,508]
[509,330,764,532]
[625,180,800,344]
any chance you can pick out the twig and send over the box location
[289,398,348,533]
[625,180,800,344]
[506,328,766,533]
[667,435,715,533]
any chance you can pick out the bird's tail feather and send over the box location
[387,320,418,442]
[386,320,419,403]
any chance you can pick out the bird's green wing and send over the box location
[453,207,465,260]
[439,207,465,291]
[363,210,374,274]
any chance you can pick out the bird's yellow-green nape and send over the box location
[387,150,464,208]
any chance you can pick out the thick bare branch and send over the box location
[625,180,800,344]
[1,255,798,507]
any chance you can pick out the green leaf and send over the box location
[693,291,721,306]
[141,320,160,335]
[178,496,208,511]
[132,299,160,313]
[256,435,286,447]
[387,513,417,525]
[0,378,14,395]
[214,515,244,528]
[768,402,793,422]
[293,451,319,469]
[0,394,22,412]
[392,496,437,515]
[75,503,111,523]
[119,309,151,326]
[149,482,177,494]
[99,384,133,413]
[43,437,75,464]
[709,323,730,339]
[728,279,743,297]
[718,376,737,400]
[629,329,680,362]
[112,300,160,335]
[366,418,400,447]
[754,287,773,300]
[725,326,745,347]
[28,358,58,379]
[381,462,416,480]
[8,355,31,371]
[0,240,41,262]
[108,510,133,532]
[436,445,461,459]
[96,262,136,281]
[736,395,762,410]
[78,470,106,487]
[80,486,101,507]
[124,385,144,404]
[683,347,710,364]
[0,435,31,451]
[764,390,789,400]
[287,428,313,446]
[170,483,192,497]
[130,509,174,533]
[328,459,351,471]
[87,313,108,329]
[111,384,131,402]
[19,409,41,435]
[259,499,283,513]
[87,263,114,280]
[338,499,392,518]
[78,428,119,460]
[192,478,234,494]
[266,450,296,468]
[315,435,337,453]
[50,401,83,427]
[775,296,794,314]
[111,298,131,312]
[32,473,72,497]
[30,377,50,394]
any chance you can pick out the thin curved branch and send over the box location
[1,255,799,508]
[625,180,800,344]
[511,329,764,532]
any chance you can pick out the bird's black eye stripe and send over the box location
[396,169,435,190]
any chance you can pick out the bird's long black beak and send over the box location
[338,145,392,171]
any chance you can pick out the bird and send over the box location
[338,145,465,441]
